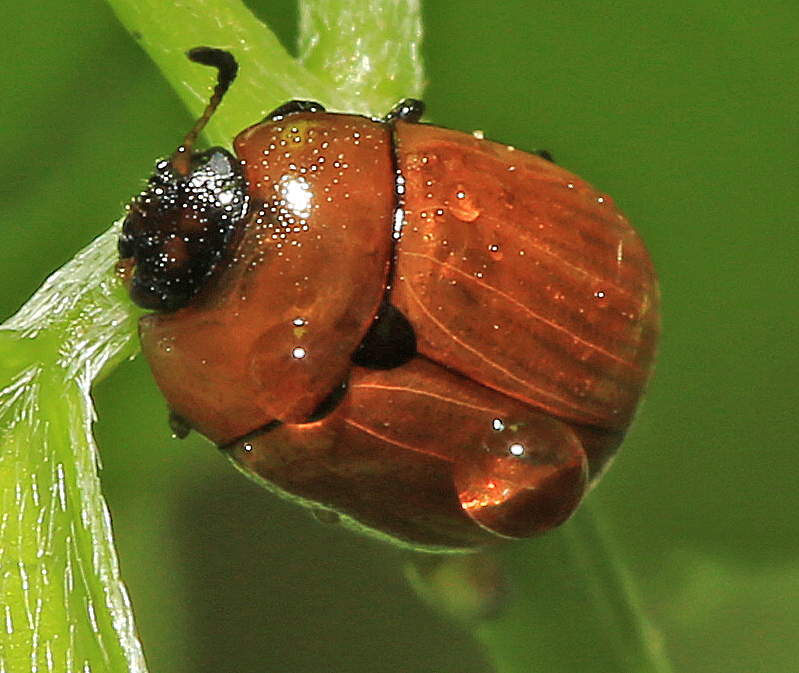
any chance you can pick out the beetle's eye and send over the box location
[119,148,248,311]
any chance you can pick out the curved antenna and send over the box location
[171,47,239,176]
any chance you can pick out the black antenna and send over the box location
[171,47,238,176]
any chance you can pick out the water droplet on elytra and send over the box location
[593,290,609,308]
[487,244,503,261]
[449,187,480,222]
[452,414,588,538]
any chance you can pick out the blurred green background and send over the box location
[2,0,798,671]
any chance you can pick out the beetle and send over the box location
[118,47,659,550]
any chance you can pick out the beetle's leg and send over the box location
[385,99,425,123]
[168,410,192,439]
[533,149,555,162]
[265,100,326,121]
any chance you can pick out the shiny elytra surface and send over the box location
[392,122,659,447]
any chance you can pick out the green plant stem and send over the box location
[298,0,424,113]
[476,507,672,673]
[0,226,145,672]
[105,0,425,147]
[106,0,323,147]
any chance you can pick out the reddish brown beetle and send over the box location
[119,48,659,550]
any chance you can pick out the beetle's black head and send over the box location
[118,47,247,312]
[119,149,247,311]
